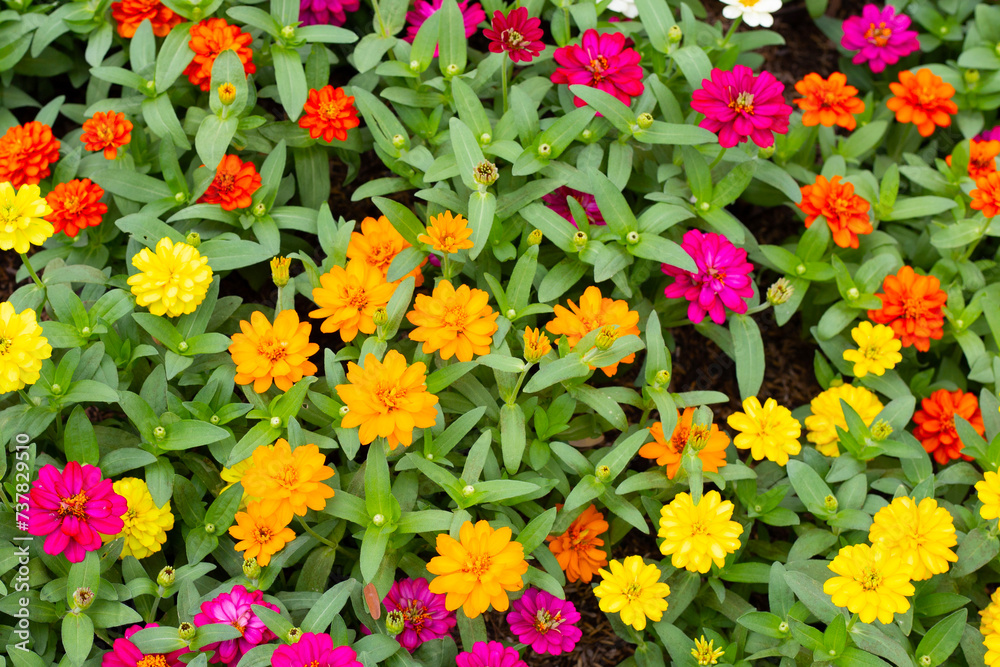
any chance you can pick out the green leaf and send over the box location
[516,507,557,555]
[437,0,466,74]
[786,460,834,515]
[590,169,636,237]
[951,526,999,577]
[524,355,590,393]
[62,613,94,666]
[64,405,99,465]
[882,196,958,221]
[671,45,712,90]
[632,121,716,145]
[730,314,764,399]
[373,196,424,246]
[500,403,526,474]
[467,190,496,260]
[569,85,635,133]
[914,609,967,667]
[272,45,308,121]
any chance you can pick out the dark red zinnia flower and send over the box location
[484,7,544,63]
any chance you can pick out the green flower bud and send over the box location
[537,143,552,157]
[871,419,893,441]
[73,587,94,611]
[153,426,166,441]
[177,341,189,353]
[179,622,197,641]
[668,25,683,43]
[766,277,794,306]
[965,69,981,87]
[473,160,498,186]
[185,232,201,247]
[572,231,588,250]
[51,383,62,395]
[392,134,407,149]
[281,25,296,40]
[462,484,475,497]
[479,132,492,145]
[595,325,618,351]
[372,513,385,526]
[270,416,282,428]
[157,566,176,588]
[386,609,406,636]
[823,495,839,513]
[243,557,262,580]
[528,229,543,246]
[759,144,776,159]
[626,230,640,245]
[372,307,388,327]
[287,627,304,643]
[637,112,654,129]
[654,369,671,387]
[595,465,611,482]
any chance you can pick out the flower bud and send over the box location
[177,341,189,353]
[386,609,406,636]
[252,201,267,217]
[218,83,237,106]
[528,229,543,246]
[445,63,460,76]
[270,256,291,287]
[795,263,807,276]
[179,622,197,641]
[654,369,671,387]
[204,522,216,534]
[698,200,711,212]
[595,325,619,351]
[473,160,498,186]
[210,414,220,424]
[537,143,551,157]
[823,495,839,513]
[523,327,552,363]
[766,277,794,306]
[479,132,492,145]
[145,80,156,94]
[73,587,94,611]
[373,307,388,327]
[185,232,201,247]
[243,557,262,580]
[372,513,385,526]
[919,655,932,667]
[392,134,407,149]
[626,230,640,245]
[846,287,860,300]
[637,112,653,129]
[409,59,420,71]
[668,25,683,43]
[157,566,176,588]
[871,419,893,441]
[965,69,981,87]
[505,308,517,320]
[462,484,475,497]
[339,405,350,417]
[778,621,789,634]
[153,425,166,441]
[759,144,776,159]
[287,627,304,643]
[51,383,62,395]
[281,25,296,40]
[191,6,202,19]
[270,416,282,428]
[572,231,588,250]
[581,129,593,141]
[174,191,186,203]
[595,465,611,482]
[81,326,91,336]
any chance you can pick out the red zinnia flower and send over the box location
[111,0,183,38]
[0,121,61,187]
[299,86,360,142]
[913,389,984,465]
[947,139,1000,181]
[483,7,544,63]
[886,68,957,138]
[81,111,133,160]
[199,154,262,210]
[691,65,792,148]
[551,29,644,108]
[971,171,1000,219]
[46,179,107,237]
[797,175,872,249]
[867,266,947,352]
[184,18,256,92]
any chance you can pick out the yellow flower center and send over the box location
[0,204,19,228]
[136,656,169,667]
[860,566,883,591]
[464,554,492,578]
[533,608,563,634]
[586,56,609,83]
[865,22,892,47]
[97,125,114,143]
[623,582,643,602]
[58,491,89,519]
[863,344,884,360]
[502,28,525,48]
[740,0,761,6]
[0,337,10,354]
[728,90,755,115]
[256,335,288,364]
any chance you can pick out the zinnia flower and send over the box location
[805,384,884,457]
[823,543,914,624]
[229,310,320,393]
[310,260,396,342]
[607,0,638,17]
[546,504,608,583]
[220,455,259,509]
[299,86,360,142]
[198,154,262,210]
[947,139,1000,180]
[26,462,127,563]
[484,7,545,63]
[726,396,802,465]
[0,182,53,254]
[336,350,439,449]
[793,72,865,130]
[691,65,792,148]
[427,519,528,618]
[977,471,1000,520]
[0,302,52,393]
[868,496,957,581]
[522,327,552,363]
[229,500,297,566]
[843,322,902,378]
[404,0,486,50]
[194,585,279,664]
[111,0,182,37]
[506,588,581,656]
[720,0,782,27]
[102,623,188,667]
[983,589,1000,638]
[662,229,755,325]
[840,4,920,74]
[593,555,670,631]
[127,237,214,318]
[541,186,605,227]
[109,477,174,560]
[658,491,744,573]
[348,215,426,286]
[81,111,133,160]
[798,174,872,249]
[456,642,528,667]
[886,68,958,137]
[0,121,60,187]
[692,636,725,666]
[639,408,729,479]
[979,127,1000,142]
[867,266,947,352]
[383,578,456,652]
[546,285,640,376]
[972,171,1000,219]
[407,280,499,362]
[989,629,1000,667]
[913,388,984,464]
[45,178,107,238]
[184,18,256,92]
[299,0,361,26]
[418,210,474,254]
[273,633,363,667]
[241,438,335,521]
[551,30,644,108]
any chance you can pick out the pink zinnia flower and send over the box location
[840,4,920,74]
[404,0,486,53]
[662,230,755,325]
[193,585,279,664]
[272,632,363,667]
[541,186,605,227]
[483,7,545,63]
[456,641,529,667]
[691,65,792,149]
[977,126,1000,142]
[506,589,582,656]
[384,577,456,652]
[102,624,188,667]
[300,0,361,26]
[26,462,127,563]
[551,29,644,108]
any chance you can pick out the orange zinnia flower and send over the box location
[546,285,640,376]
[228,310,320,393]
[913,388,984,465]
[241,439,335,522]
[947,139,1000,181]
[309,259,397,342]
[198,154,262,210]
[81,111,133,160]
[229,500,296,566]
[418,210,474,254]
[639,408,730,479]
[406,280,499,362]
[886,68,957,137]
[183,18,256,92]
[972,171,1000,219]
[45,179,107,238]
[793,72,865,131]
[299,86,360,143]
[797,175,872,249]
[522,326,552,363]
[111,0,182,38]
[347,215,426,287]
[868,266,947,352]
[546,504,609,583]
[0,121,60,187]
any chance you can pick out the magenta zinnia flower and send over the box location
[506,589,582,656]
[102,624,189,667]
[404,0,486,52]
[457,641,529,667]
[977,126,1000,142]
[840,4,920,74]
[272,632,363,667]
[541,186,606,227]
[300,0,361,26]
[662,230,755,325]
[26,462,127,563]
[483,7,545,63]
[384,577,456,652]
[691,65,792,149]
[193,585,279,664]
[551,29,644,108]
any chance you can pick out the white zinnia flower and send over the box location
[608,0,639,19]
[721,0,782,28]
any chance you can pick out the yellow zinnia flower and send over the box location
[981,588,1000,635]
[406,279,499,362]
[0,302,52,393]
[229,500,296,566]
[977,471,1000,520]
[522,326,552,363]
[427,520,528,618]
[418,210,474,254]
[843,322,902,378]
[805,384,884,457]
[593,555,670,631]
[110,478,174,560]
[868,496,957,581]
[241,438,335,523]
[335,350,440,450]
[0,182,53,253]
[823,543,914,624]
[309,259,397,342]
[228,310,320,393]
[692,636,725,665]
[127,237,213,317]
[726,396,802,465]
[658,491,744,573]
[988,630,1000,667]
[546,285,640,377]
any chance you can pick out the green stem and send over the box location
[296,516,339,549]
[720,16,741,48]
[372,0,388,37]
[708,146,728,170]
[145,596,161,624]
[506,366,531,405]
[442,254,453,280]
[501,57,509,114]
[19,252,43,289]
[846,613,860,633]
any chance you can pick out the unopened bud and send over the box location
[270,416,282,428]
[626,230,640,245]
[528,229,543,246]
[243,557,262,580]
[637,113,653,129]
[80,326,91,336]
[177,341,189,353]
[595,465,611,482]
[157,566,176,588]
[179,622,197,641]
[759,144,776,159]
[581,129,593,141]
[373,307,388,327]
[871,420,893,441]
[339,405,350,417]
[965,69,981,87]
[823,495,839,513]
[462,484,475,497]
[270,256,291,287]
[654,369,671,387]
[505,308,517,320]
[204,522,216,534]
[445,63,460,76]
[253,202,267,217]
[372,513,385,526]
[668,25,683,43]
[698,201,711,212]
[51,383,62,395]
[287,627,304,643]
[153,426,166,441]
[386,609,406,635]
[392,134,406,149]
[919,656,932,667]
[778,621,789,634]
[281,25,296,40]
[185,232,200,247]
[409,60,420,71]
[218,83,237,106]
[473,160,498,186]
[537,143,551,157]
[479,132,492,145]
[73,587,94,611]
[846,287,860,300]
[210,414,220,424]
[595,325,619,351]
[795,263,807,276]
[174,191,186,203]
[766,277,794,305]
[572,231,588,250]
[145,80,156,94]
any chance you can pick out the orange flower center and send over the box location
[252,524,274,544]
[375,381,402,411]
[367,243,397,272]
[319,98,348,121]
[276,464,299,489]
[728,90,755,115]
[442,304,469,329]
[586,56,609,83]
[216,172,237,193]
[136,657,169,667]
[533,608,564,634]
[464,554,492,578]
[865,22,892,47]
[96,125,115,144]
[58,491,89,518]
[860,567,883,591]
[346,286,370,310]
[256,335,288,364]
[230,618,247,636]
[402,600,430,632]
[902,296,929,319]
